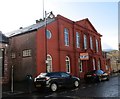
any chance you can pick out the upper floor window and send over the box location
[64,28,69,46]
[90,36,93,49]
[96,39,99,52]
[22,49,31,57]
[11,52,16,58]
[76,32,80,48]
[46,30,52,39]
[84,34,87,49]
[66,56,70,73]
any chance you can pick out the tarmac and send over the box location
[1,73,119,98]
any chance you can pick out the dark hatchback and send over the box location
[84,70,110,83]
[34,72,80,92]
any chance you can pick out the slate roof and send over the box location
[0,31,8,43]
[9,18,55,37]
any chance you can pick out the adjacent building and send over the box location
[0,31,9,83]
[8,14,107,81]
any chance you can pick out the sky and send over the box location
[0,0,119,50]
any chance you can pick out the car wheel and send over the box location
[50,83,58,92]
[74,80,79,87]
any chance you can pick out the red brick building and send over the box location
[8,14,106,81]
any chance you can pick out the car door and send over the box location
[60,72,74,87]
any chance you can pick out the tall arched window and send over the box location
[96,39,99,52]
[47,54,52,72]
[84,34,87,49]
[76,32,80,48]
[64,28,69,46]
[90,36,93,49]
[97,59,101,70]
[93,58,96,70]
[66,56,70,73]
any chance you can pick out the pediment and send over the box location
[76,18,97,33]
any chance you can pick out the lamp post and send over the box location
[44,11,54,73]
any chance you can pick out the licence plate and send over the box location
[87,75,92,77]
[36,84,41,87]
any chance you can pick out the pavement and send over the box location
[1,73,119,98]
[2,80,36,98]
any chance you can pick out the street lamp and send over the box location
[44,11,54,72]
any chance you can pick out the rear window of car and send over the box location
[95,70,104,75]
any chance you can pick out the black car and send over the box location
[34,72,80,92]
[84,70,109,83]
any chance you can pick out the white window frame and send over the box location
[22,49,31,57]
[76,32,80,48]
[98,59,101,70]
[66,56,70,73]
[90,36,93,49]
[96,39,99,52]
[47,54,52,72]
[93,58,96,70]
[46,29,52,39]
[11,52,16,59]
[84,34,87,49]
[64,28,69,46]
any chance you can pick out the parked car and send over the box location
[84,70,109,83]
[34,72,80,92]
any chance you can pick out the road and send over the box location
[2,75,120,99]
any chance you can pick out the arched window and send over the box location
[90,36,93,49]
[47,54,52,72]
[93,58,96,70]
[76,32,80,48]
[97,59,101,70]
[66,56,70,73]
[64,28,69,46]
[84,34,87,49]
[96,39,99,52]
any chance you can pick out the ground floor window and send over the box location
[93,58,96,70]
[47,54,52,72]
[97,59,101,70]
[66,56,70,73]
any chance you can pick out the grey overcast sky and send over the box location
[0,0,119,50]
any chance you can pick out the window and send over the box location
[84,34,87,49]
[97,59,101,70]
[93,58,96,70]
[78,58,83,72]
[64,28,69,46]
[96,39,99,52]
[90,36,93,49]
[22,49,31,57]
[46,30,52,39]
[61,72,70,78]
[66,56,70,73]
[47,54,52,72]
[76,32,80,48]
[11,52,16,58]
